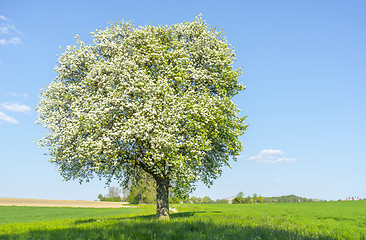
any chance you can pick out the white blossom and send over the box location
[36,16,246,197]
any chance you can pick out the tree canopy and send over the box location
[36,15,246,219]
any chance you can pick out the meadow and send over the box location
[0,200,365,239]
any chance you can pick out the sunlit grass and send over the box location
[0,205,144,224]
[1,201,365,239]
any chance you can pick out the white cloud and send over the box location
[247,149,296,163]
[0,24,22,35]
[4,92,28,98]
[275,157,296,163]
[0,102,31,113]
[0,37,22,46]
[0,26,9,34]
[0,111,18,124]
[0,15,22,46]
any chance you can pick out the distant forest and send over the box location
[261,195,321,203]
[98,186,322,204]
[231,193,320,204]
[204,192,320,204]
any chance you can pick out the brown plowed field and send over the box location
[0,198,132,208]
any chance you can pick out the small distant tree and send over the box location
[232,192,244,204]
[201,196,213,204]
[97,194,104,201]
[252,193,258,203]
[190,196,202,204]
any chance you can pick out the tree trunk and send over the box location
[155,177,170,220]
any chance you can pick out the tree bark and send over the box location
[155,177,170,220]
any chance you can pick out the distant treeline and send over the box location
[97,171,323,205]
[262,195,320,203]
[187,193,320,205]
[182,196,227,204]
[98,185,321,204]
[231,192,320,204]
[170,194,319,204]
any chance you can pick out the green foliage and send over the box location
[127,171,190,204]
[232,192,244,204]
[169,196,181,204]
[252,193,258,203]
[97,194,103,201]
[100,197,122,202]
[201,196,213,204]
[232,192,260,204]
[128,173,156,204]
[1,201,366,239]
[189,196,200,204]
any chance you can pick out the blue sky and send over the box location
[0,0,365,201]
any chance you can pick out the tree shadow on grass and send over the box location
[1,218,337,240]
[70,211,202,227]
[109,211,209,222]
[170,211,204,218]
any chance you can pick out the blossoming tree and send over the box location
[36,16,247,219]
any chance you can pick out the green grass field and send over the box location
[1,201,365,239]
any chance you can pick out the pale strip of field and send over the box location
[0,198,133,208]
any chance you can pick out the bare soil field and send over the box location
[0,198,132,208]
